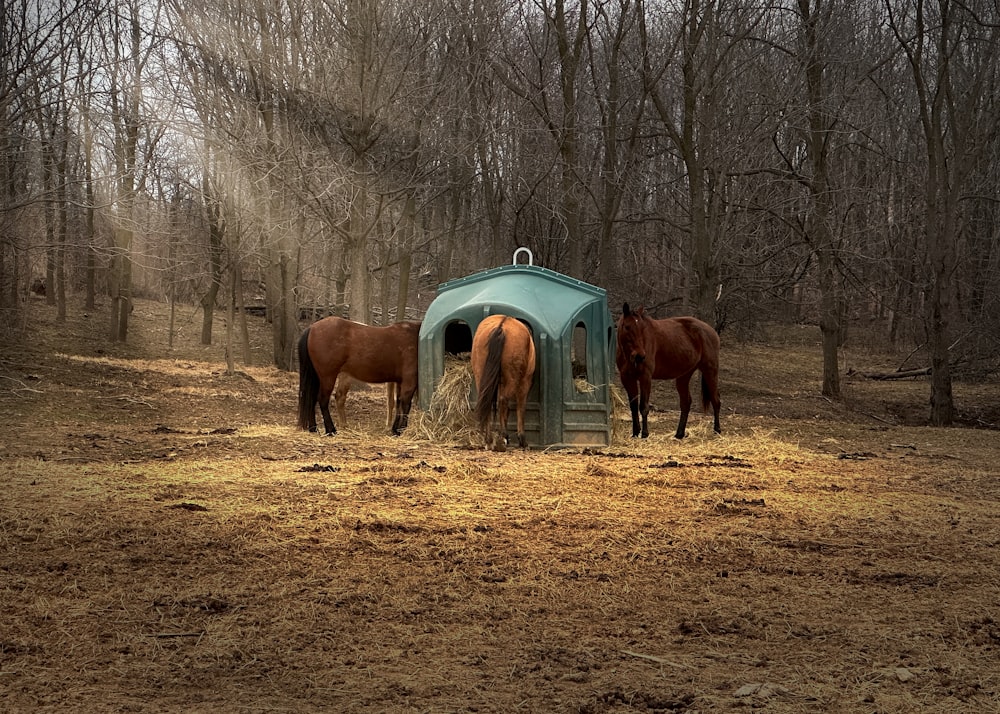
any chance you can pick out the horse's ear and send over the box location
[622,302,631,316]
[636,306,645,318]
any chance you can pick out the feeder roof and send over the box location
[421,264,607,337]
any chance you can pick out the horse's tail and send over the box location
[699,322,722,414]
[297,327,318,430]
[474,323,506,432]
[701,372,712,413]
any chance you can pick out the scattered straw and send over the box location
[4,297,1000,712]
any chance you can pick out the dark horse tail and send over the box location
[701,373,712,413]
[474,322,506,433]
[297,327,318,430]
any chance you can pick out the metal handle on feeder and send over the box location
[512,247,533,266]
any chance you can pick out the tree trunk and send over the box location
[799,0,840,399]
[82,102,97,311]
[347,174,371,323]
[378,243,391,325]
[235,261,251,364]
[553,0,587,279]
[108,8,143,344]
[926,181,957,426]
[396,248,412,324]
[199,214,224,345]
[225,266,235,375]
[267,244,297,371]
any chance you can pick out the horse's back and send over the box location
[472,315,535,382]
[650,316,719,378]
[308,317,420,384]
[500,318,534,370]
[471,315,508,375]
[673,316,720,349]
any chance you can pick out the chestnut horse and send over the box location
[616,303,721,439]
[471,314,536,449]
[297,317,420,435]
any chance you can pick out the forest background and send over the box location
[2,0,999,426]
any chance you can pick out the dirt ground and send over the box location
[2,298,999,713]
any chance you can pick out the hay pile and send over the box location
[408,354,479,445]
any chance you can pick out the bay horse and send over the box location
[297,317,420,436]
[616,303,721,439]
[471,314,536,449]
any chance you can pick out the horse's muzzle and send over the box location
[630,353,645,367]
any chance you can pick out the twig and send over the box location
[849,367,931,380]
[897,341,926,371]
[621,649,692,668]
[96,395,154,407]
[149,631,205,638]
[0,375,44,395]
[856,409,896,425]
[948,329,972,352]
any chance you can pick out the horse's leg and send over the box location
[702,368,722,434]
[385,382,396,430]
[334,376,350,426]
[392,381,416,436]
[623,374,642,437]
[636,372,653,438]
[514,394,529,448]
[318,373,338,435]
[631,395,642,437]
[497,393,511,449]
[674,373,694,439]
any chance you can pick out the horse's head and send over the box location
[617,303,649,369]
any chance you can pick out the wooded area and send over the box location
[2,0,999,424]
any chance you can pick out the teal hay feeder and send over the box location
[418,249,615,447]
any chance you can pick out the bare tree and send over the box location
[638,0,763,323]
[794,0,844,398]
[887,0,1000,424]
[491,0,592,278]
[100,0,166,342]
[0,0,86,326]
[587,0,648,289]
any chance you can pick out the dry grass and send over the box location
[1,297,999,713]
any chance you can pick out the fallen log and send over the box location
[848,366,931,380]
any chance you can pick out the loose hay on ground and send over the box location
[2,298,1000,713]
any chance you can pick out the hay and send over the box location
[407,354,478,444]
[609,382,629,442]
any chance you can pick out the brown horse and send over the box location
[471,314,536,449]
[616,303,721,439]
[297,317,420,435]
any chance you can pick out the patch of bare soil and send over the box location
[2,298,999,713]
